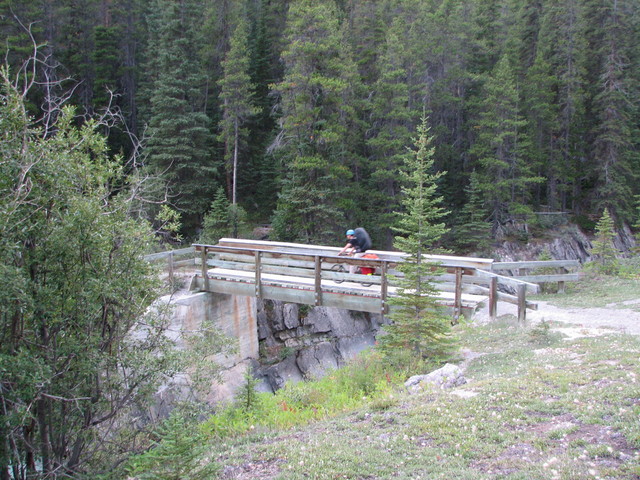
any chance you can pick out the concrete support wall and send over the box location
[173,292,258,362]
[152,292,258,411]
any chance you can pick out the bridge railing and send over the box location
[491,260,580,293]
[144,247,196,284]
[194,240,540,321]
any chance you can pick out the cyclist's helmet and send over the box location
[346,229,355,236]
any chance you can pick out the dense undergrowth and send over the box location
[120,272,640,480]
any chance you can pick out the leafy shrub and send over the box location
[125,410,220,480]
[201,350,404,438]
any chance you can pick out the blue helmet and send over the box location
[346,229,355,236]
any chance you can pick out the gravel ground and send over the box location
[475,298,640,336]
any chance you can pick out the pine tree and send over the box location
[529,0,588,212]
[365,18,414,249]
[585,0,640,223]
[377,116,457,367]
[590,208,620,274]
[270,0,362,244]
[243,0,281,217]
[218,15,258,208]
[200,187,231,244]
[470,55,541,237]
[142,0,218,235]
[449,171,492,255]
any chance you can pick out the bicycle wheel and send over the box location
[360,272,373,287]
[330,263,346,283]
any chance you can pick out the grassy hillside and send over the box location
[126,274,640,480]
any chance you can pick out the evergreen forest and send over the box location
[2,0,640,249]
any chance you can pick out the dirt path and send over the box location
[475,299,640,336]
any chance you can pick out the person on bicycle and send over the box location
[338,227,372,273]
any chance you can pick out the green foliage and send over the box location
[201,349,402,438]
[269,0,363,245]
[589,208,620,275]
[125,410,220,480]
[0,66,232,478]
[237,368,261,413]
[199,187,248,243]
[448,171,492,255]
[156,205,183,243]
[141,0,218,234]
[471,54,543,237]
[377,116,457,366]
[218,15,259,206]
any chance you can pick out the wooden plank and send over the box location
[214,239,494,270]
[255,251,262,298]
[380,261,388,315]
[511,273,580,283]
[144,247,195,262]
[474,269,540,294]
[314,256,322,306]
[173,259,196,268]
[454,267,463,321]
[210,250,386,271]
[493,260,580,270]
[201,247,209,291]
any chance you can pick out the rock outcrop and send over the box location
[255,300,387,392]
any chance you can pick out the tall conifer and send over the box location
[142,0,217,234]
[471,55,540,236]
[218,16,257,208]
[377,117,456,366]
[270,0,362,244]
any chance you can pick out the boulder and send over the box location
[405,363,466,393]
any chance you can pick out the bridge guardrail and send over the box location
[144,247,196,283]
[194,241,540,322]
[491,260,580,293]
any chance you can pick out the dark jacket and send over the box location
[351,227,372,252]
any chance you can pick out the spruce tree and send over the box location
[142,0,218,235]
[270,0,362,244]
[218,16,258,208]
[200,187,232,244]
[377,117,457,367]
[449,171,492,255]
[585,0,640,223]
[528,0,588,212]
[590,208,620,275]
[470,55,541,237]
[365,19,414,249]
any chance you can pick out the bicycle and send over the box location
[330,255,376,287]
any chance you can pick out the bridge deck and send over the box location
[193,240,537,321]
[194,267,488,316]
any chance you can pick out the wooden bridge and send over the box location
[186,239,544,322]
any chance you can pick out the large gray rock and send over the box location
[256,299,387,392]
[405,363,466,393]
[296,342,339,379]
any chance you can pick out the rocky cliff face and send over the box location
[493,224,593,262]
[493,223,636,263]
[254,300,387,392]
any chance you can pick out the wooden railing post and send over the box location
[314,255,322,306]
[453,267,462,323]
[255,251,262,298]
[517,283,526,323]
[558,266,567,293]
[380,261,388,317]
[168,250,174,284]
[489,276,498,320]
[200,246,209,291]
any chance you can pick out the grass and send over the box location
[125,272,640,480]
[193,312,640,480]
[533,263,640,310]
